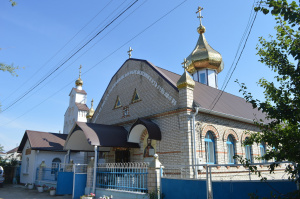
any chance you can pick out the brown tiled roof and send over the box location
[94,58,266,123]
[6,146,19,154]
[69,88,87,96]
[148,61,266,122]
[18,130,68,152]
[76,103,89,111]
[74,88,87,94]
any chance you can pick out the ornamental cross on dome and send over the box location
[196,6,204,25]
[79,65,82,78]
[127,47,133,58]
[182,58,188,72]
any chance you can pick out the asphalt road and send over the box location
[0,184,72,199]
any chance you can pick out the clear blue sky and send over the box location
[0,0,277,151]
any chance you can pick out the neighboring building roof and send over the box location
[6,147,19,154]
[76,103,89,111]
[18,130,68,153]
[152,64,266,122]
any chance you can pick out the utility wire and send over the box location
[53,0,130,71]
[1,0,114,103]
[208,1,259,113]
[0,0,139,113]
[0,0,188,127]
[6,0,149,110]
[218,0,256,93]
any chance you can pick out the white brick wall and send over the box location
[89,59,267,169]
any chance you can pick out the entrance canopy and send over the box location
[64,122,139,151]
[128,118,162,143]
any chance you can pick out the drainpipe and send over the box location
[92,146,98,194]
[64,150,70,167]
[192,107,199,179]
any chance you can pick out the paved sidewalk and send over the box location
[0,184,72,199]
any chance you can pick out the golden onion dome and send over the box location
[86,99,95,119]
[177,59,195,89]
[75,78,83,86]
[75,65,83,87]
[186,7,224,74]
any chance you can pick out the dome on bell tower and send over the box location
[75,65,83,90]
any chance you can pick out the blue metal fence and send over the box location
[96,162,148,193]
[36,167,58,182]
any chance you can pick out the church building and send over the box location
[64,7,266,168]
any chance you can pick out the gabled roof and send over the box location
[6,146,19,154]
[69,88,87,96]
[76,103,89,111]
[154,66,266,122]
[18,130,68,153]
[93,58,266,123]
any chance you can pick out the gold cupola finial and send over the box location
[86,99,95,119]
[177,58,195,89]
[196,6,205,34]
[186,7,223,74]
[75,65,83,87]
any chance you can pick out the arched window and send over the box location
[205,131,215,164]
[260,142,267,163]
[227,135,235,164]
[51,158,61,174]
[244,137,252,163]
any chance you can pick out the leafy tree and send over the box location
[236,0,300,189]
[1,1,18,77]
[0,144,4,153]
[0,157,19,184]
[0,63,19,77]
[9,0,16,6]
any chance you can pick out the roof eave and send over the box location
[196,106,256,124]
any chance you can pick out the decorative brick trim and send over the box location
[157,151,181,154]
[223,129,239,142]
[201,124,219,139]
[140,129,148,142]
[114,107,192,126]
[241,131,252,142]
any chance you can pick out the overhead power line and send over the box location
[4,0,149,111]
[1,0,114,103]
[0,0,188,127]
[0,0,139,114]
[208,0,260,113]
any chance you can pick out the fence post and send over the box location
[66,160,74,172]
[148,154,164,197]
[37,161,46,181]
[86,157,94,188]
